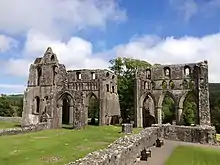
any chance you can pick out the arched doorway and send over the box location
[87,94,99,125]
[161,92,177,124]
[62,98,70,124]
[142,95,155,127]
[57,92,74,128]
[182,91,198,125]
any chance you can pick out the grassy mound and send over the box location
[166,145,220,165]
[0,125,142,165]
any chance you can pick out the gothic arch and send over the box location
[158,91,178,108]
[85,92,99,107]
[141,93,156,127]
[179,92,189,109]
[56,91,74,107]
[140,92,156,109]
[56,91,75,126]
[85,92,100,125]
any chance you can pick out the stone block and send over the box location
[122,123,133,134]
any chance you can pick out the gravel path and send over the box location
[136,140,220,165]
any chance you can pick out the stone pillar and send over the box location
[197,61,211,125]
[156,106,162,125]
[69,106,74,124]
[122,123,133,134]
[135,106,143,128]
[84,106,88,125]
[58,106,62,128]
[99,81,105,125]
[134,76,140,127]
[177,107,183,125]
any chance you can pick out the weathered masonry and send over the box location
[22,47,120,129]
[134,61,211,127]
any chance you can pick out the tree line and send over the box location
[0,57,220,133]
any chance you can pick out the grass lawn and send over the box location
[0,125,142,165]
[0,121,20,129]
[165,146,220,165]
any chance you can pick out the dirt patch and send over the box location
[75,145,91,151]
[92,141,109,146]
[41,156,62,163]
[31,136,50,139]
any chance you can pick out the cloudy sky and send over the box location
[1,0,220,94]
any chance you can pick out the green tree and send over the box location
[0,97,14,117]
[16,98,23,117]
[162,95,175,124]
[183,91,197,125]
[109,57,151,121]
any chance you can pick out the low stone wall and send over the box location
[68,127,159,165]
[0,116,22,123]
[0,122,48,136]
[153,124,217,145]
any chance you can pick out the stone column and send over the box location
[197,61,211,125]
[69,106,74,124]
[122,123,133,134]
[176,107,183,125]
[84,106,88,125]
[58,106,62,128]
[137,107,143,128]
[156,106,162,125]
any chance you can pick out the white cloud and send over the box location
[0,0,126,37]
[3,32,220,83]
[0,84,25,89]
[170,0,198,21]
[2,30,109,77]
[0,84,26,94]
[0,35,18,53]
[170,0,220,21]
[1,32,220,94]
[114,34,220,82]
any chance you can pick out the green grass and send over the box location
[165,146,220,165]
[0,121,20,129]
[0,125,142,165]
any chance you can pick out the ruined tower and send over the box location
[22,47,121,129]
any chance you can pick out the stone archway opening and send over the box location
[57,92,74,129]
[88,94,99,126]
[62,97,70,125]
[142,95,155,127]
[162,93,176,124]
[182,91,198,126]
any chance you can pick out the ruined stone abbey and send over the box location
[22,47,120,129]
[134,60,211,127]
[22,47,211,129]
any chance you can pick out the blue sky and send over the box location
[0,0,220,94]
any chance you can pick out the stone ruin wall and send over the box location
[68,125,217,165]
[22,47,120,129]
[155,124,217,145]
[134,60,211,128]
[68,127,159,165]
[0,122,48,136]
[66,69,120,125]
[0,116,22,123]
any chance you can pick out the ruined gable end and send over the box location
[42,47,59,64]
